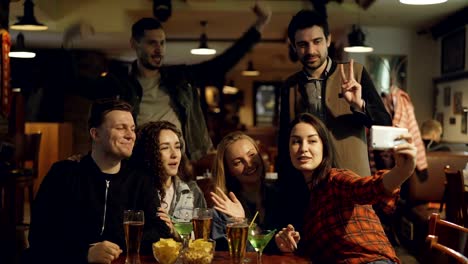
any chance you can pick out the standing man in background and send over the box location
[278,10,391,178]
[100,1,271,161]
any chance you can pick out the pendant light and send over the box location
[8,33,36,59]
[344,24,373,53]
[241,60,260,76]
[191,21,216,55]
[223,80,239,94]
[10,0,48,31]
[399,0,447,5]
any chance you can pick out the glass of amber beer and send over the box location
[124,210,145,264]
[226,217,249,263]
[192,208,213,240]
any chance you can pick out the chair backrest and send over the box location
[444,166,468,226]
[13,132,42,178]
[427,235,468,264]
[426,213,468,264]
[409,151,468,203]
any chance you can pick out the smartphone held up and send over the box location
[370,126,408,150]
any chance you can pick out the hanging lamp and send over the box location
[191,21,216,55]
[344,24,373,53]
[9,33,36,59]
[10,0,48,31]
[241,60,260,76]
[223,80,239,94]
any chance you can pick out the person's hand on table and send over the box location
[275,224,300,253]
[210,187,245,218]
[87,240,122,264]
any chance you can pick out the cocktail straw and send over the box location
[249,211,259,229]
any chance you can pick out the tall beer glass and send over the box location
[124,210,144,264]
[192,208,213,240]
[226,217,248,263]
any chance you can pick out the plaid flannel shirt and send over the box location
[300,169,400,264]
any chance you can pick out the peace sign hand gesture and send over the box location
[340,59,364,110]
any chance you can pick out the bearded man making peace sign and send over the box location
[277,10,392,179]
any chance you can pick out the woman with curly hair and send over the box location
[131,121,206,237]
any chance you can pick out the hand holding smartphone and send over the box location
[370,126,408,150]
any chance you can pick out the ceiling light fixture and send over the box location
[223,80,239,94]
[191,21,216,56]
[399,0,447,5]
[242,60,260,76]
[10,0,48,31]
[8,33,36,59]
[344,24,373,53]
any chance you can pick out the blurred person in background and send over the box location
[421,119,451,152]
[98,1,271,161]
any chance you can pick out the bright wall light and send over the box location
[399,0,447,5]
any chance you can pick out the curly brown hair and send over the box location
[132,121,192,206]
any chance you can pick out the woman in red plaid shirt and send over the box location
[275,113,416,264]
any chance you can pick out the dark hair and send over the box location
[287,10,330,45]
[132,17,164,41]
[288,113,338,188]
[132,121,191,206]
[88,98,133,130]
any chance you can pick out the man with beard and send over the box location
[278,10,391,178]
[25,99,170,264]
[99,1,271,161]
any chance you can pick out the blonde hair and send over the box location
[421,119,442,137]
[212,131,265,194]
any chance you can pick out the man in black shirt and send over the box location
[26,99,170,264]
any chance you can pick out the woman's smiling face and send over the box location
[289,122,324,177]
[225,138,262,186]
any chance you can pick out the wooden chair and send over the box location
[443,166,468,227]
[426,213,468,264]
[11,132,42,225]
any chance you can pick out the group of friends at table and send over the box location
[22,2,418,264]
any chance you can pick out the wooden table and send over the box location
[113,251,312,264]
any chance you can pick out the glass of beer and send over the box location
[192,208,213,240]
[226,217,249,263]
[123,210,145,264]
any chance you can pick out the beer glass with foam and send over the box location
[123,210,144,264]
[226,217,249,263]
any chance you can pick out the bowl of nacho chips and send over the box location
[181,239,215,264]
[153,238,182,264]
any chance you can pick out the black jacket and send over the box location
[96,27,261,160]
[26,154,170,264]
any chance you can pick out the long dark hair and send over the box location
[132,121,191,204]
[288,113,339,188]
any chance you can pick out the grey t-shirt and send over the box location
[136,74,182,130]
